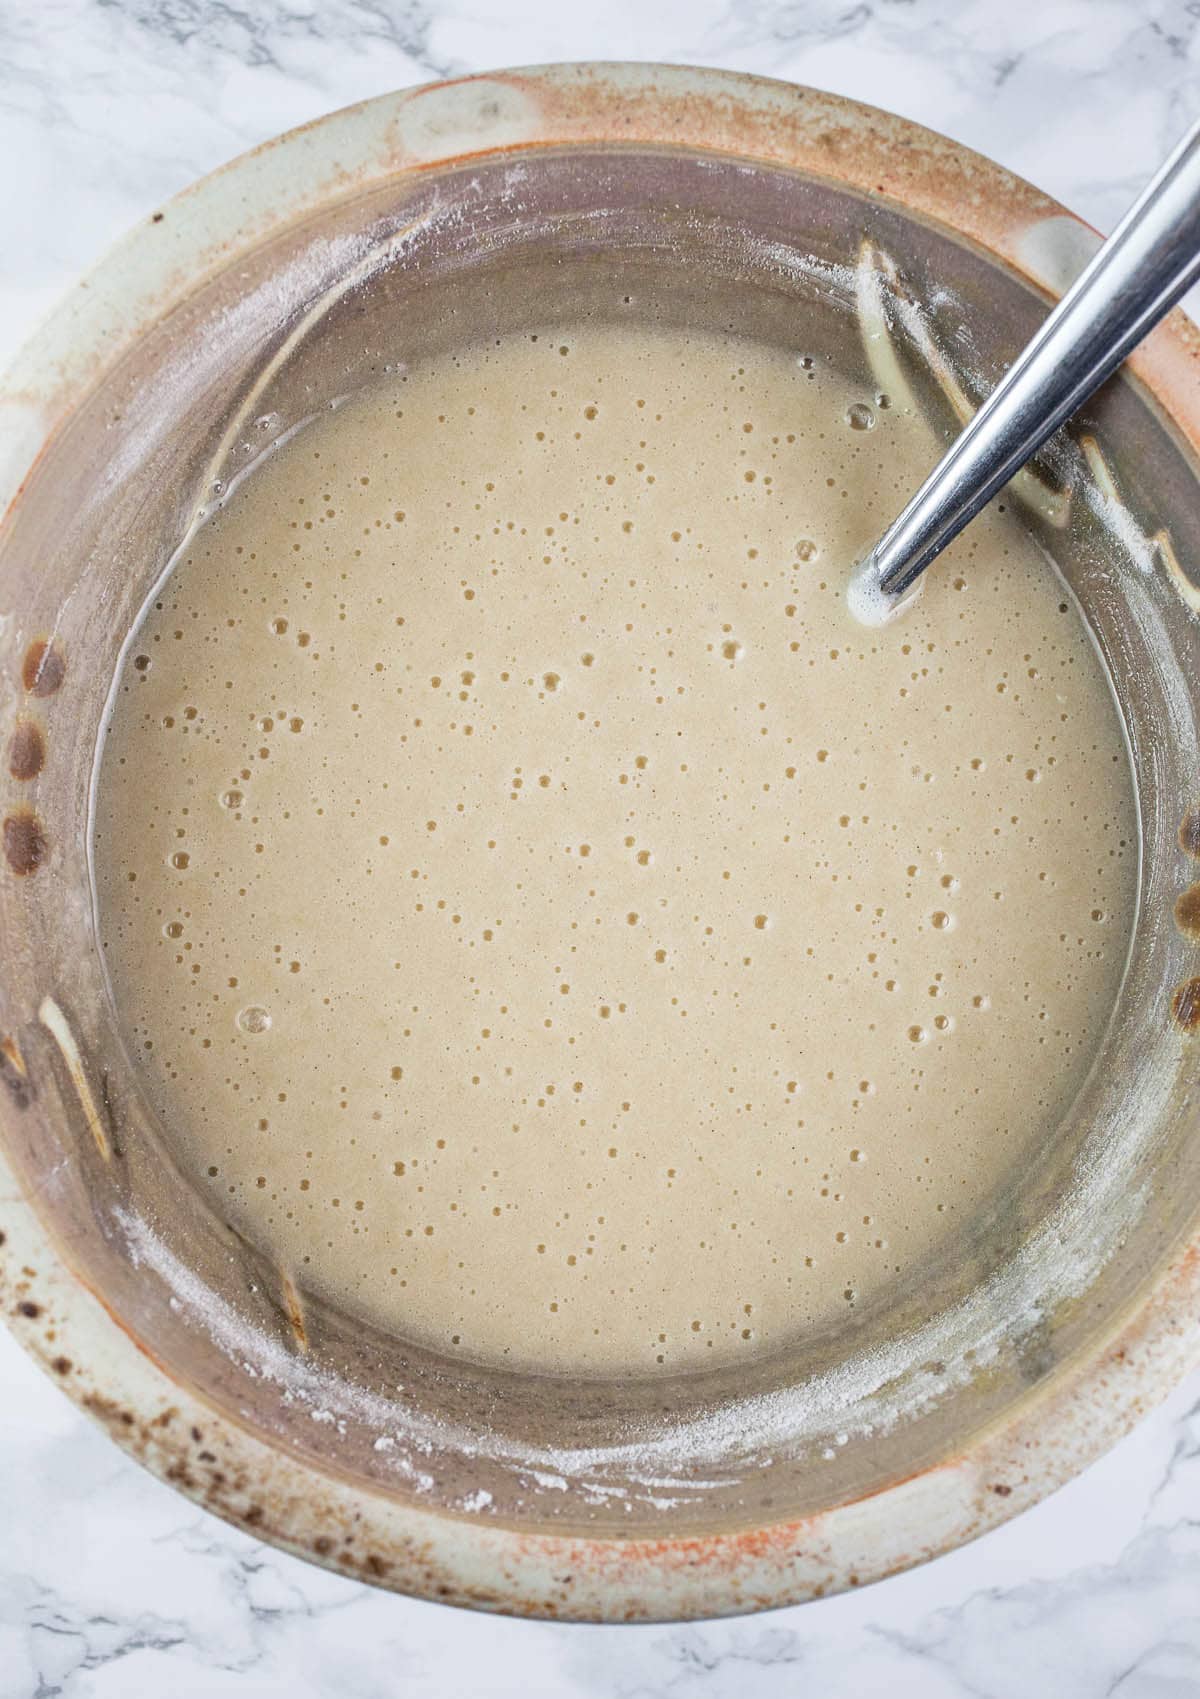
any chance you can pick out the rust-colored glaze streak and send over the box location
[1180,805,1200,859]
[1170,977,1200,1033]
[8,718,45,781]
[0,1035,33,1111]
[3,807,47,875]
[1175,885,1200,939]
[279,1268,308,1353]
[21,638,65,697]
[495,68,1062,257]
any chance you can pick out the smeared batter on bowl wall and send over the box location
[92,320,1136,1375]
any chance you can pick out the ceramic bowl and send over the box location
[1,64,1198,1621]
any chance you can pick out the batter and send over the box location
[93,322,1136,1374]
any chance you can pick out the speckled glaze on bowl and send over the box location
[0,64,1198,1622]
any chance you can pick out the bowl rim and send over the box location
[2,60,1198,1622]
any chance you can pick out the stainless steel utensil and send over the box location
[850,117,1200,621]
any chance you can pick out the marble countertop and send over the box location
[2,2,1199,1694]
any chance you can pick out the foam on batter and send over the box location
[93,321,1136,1375]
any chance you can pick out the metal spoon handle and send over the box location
[871,117,1200,601]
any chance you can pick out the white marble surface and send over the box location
[2,2,1200,1693]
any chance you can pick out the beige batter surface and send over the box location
[93,322,1136,1374]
